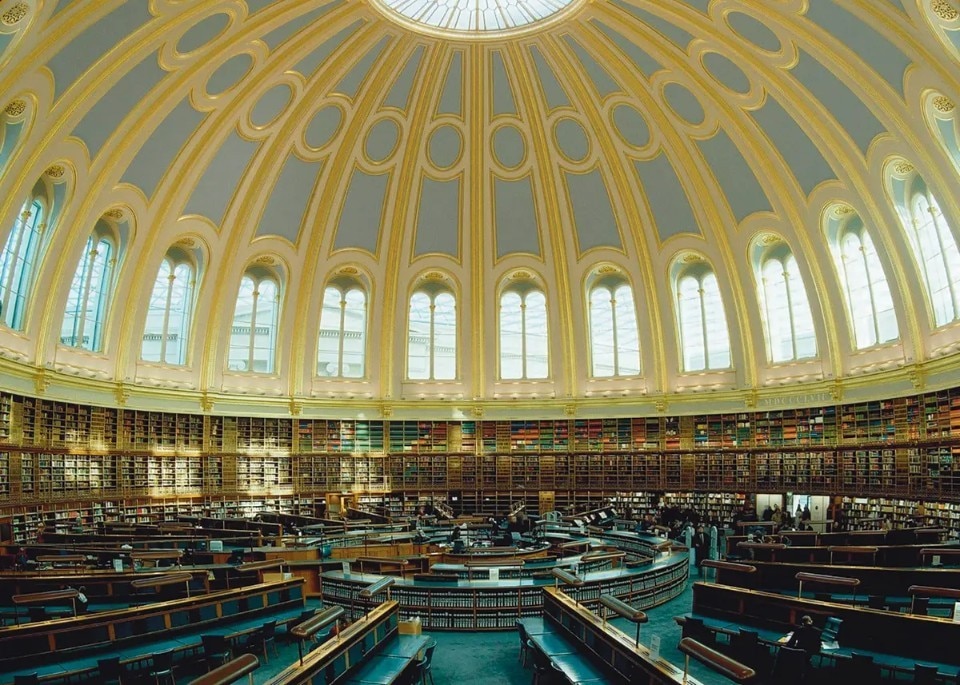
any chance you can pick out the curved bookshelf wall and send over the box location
[1,387,959,542]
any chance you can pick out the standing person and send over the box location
[76,586,89,615]
[692,525,709,575]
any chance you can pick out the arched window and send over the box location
[828,211,898,349]
[142,254,195,365]
[318,284,366,378]
[499,283,548,380]
[588,278,640,377]
[61,230,116,351]
[227,271,280,373]
[0,199,43,330]
[757,249,817,362]
[889,166,960,327]
[675,264,731,372]
[407,286,456,380]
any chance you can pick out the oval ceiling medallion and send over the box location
[206,53,254,96]
[250,84,293,128]
[370,0,587,37]
[554,118,589,163]
[365,119,400,163]
[663,83,705,126]
[305,105,343,150]
[493,125,525,169]
[428,125,462,169]
[702,52,751,95]
[177,12,230,54]
[726,11,781,53]
[611,104,650,149]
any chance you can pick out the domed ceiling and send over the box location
[0,0,959,419]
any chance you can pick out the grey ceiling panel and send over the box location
[46,2,153,99]
[696,129,771,223]
[256,154,322,242]
[415,177,460,257]
[72,51,164,160]
[633,153,700,240]
[183,131,260,226]
[750,97,836,196]
[334,169,389,253]
[566,169,621,253]
[495,176,540,257]
[122,97,208,199]
[804,0,911,96]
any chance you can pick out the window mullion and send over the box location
[698,283,709,368]
[249,287,259,370]
[338,296,347,377]
[160,270,175,362]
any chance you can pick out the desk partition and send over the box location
[692,581,960,664]
[0,578,304,667]
[265,600,402,685]
[542,587,701,685]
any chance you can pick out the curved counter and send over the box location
[320,540,688,631]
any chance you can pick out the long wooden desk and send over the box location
[542,587,705,684]
[692,580,960,664]
[0,578,304,667]
[712,559,960,597]
[266,600,410,685]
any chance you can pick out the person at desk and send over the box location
[785,615,821,662]
[14,547,28,572]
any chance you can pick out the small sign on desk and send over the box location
[489,568,499,582]
[342,561,350,575]
[650,635,660,661]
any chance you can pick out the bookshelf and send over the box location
[1,388,960,533]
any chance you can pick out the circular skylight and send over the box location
[372,0,581,36]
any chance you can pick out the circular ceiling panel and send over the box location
[371,0,586,37]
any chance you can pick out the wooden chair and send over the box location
[771,646,808,684]
[97,656,125,685]
[261,620,278,659]
[149,650,176,685]
[912,663,940,685]
[516,619,531,667]
[201,635,232,671]
[418,639,437,685]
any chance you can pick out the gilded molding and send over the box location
[4,99,25,117]
[931,0,959,22]
[933,95,955,113]
[1,2,28,26]
[44,164,65,178]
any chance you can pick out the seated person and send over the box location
[785,615,821,660]
[14,547,29,571]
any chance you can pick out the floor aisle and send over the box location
[251,571,714,684]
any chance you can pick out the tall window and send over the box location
[891,171,960,327]
[588,281,640,377]
[142,255,195,365]
[500,287,548,379]
[318,284,366,378]
[407,288,456,380]
[833,222,898,348]
[676,266,730,371]
[61,232,115,351]
[758,251,817,362]
[0,199,43,330]
[227,272,280,373]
